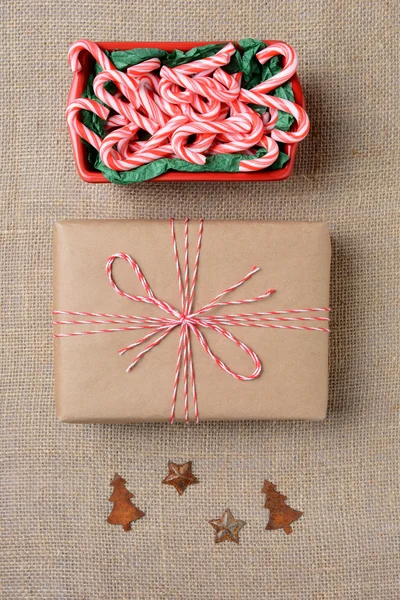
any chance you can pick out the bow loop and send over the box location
[106,252,180,318]
[189,321,262,381]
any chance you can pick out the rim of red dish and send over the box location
[67,40,306,183]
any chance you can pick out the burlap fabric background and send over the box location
[1,1,399,598]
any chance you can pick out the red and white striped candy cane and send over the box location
[171,116,254,164]
[158,79,195,105]
[128,71,160,91]
[113,144,174,170]
[114,118,213,164]
[152,91,184,117]
[183,68,228,122]
[68,39,143,102]
[66,98,110,151]
[138,79,169,127]
[105,113,130,130]
[116,115,188,158]
[93,69,141,110]
[160,66,240,103]
[114,126,142,157]
[100,127,174,171]
[207,112,264,154]
[172,43,236,75]
[100,123,138,168]
[238,135,280,172]
[118,140,144,155]
[134,115,188,152]
[213,68,242,96]
[229,96,279,134]
[213,69,280,133]
[103,92,130,129]
[252,42,298,94]
[68,39,115,73]
[93,71,160,135]
[240,88,310,143]
[131,72,178,122]
[262,109,279,132]
[181,95,223,122]
[125,57,161,75]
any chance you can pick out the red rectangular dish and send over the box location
[67,41,306,183]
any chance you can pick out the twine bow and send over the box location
[53,219,330,423]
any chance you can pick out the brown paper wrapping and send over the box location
[53,220,330,423]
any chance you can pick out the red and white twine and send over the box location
[53,220,330,423]
[67,40,310,173]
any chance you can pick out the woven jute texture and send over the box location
[1,1,399,599]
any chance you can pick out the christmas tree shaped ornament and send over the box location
[162,461,199,495]
[107,473,145,531]
[262,480,303,535]
[209,509,246,544]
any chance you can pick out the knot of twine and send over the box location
[53,219,330,423]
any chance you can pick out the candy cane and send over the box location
[105,114,130,130]
[171,116,254,164]
[118,139,143,155]
[93,71,160,135]
[126,58,161,75]
[214,68,280,134]
[138,79,169,127]
[262,108,279,132]
[158,79,195,105]
[68,39,115,73]
[253,42,298,94]
[160,66,240,103]
[68,41,161,106]
[181,95,223,122]
[104,116,215,169]
[152,91,184,117]
[207,112,264,154]
[133,73,180,121]
[93,69,141,110]
[136,115,188,151]
[172,43,236,74]
[100,128,174,170]
[100,116,187,168]
[239,88,310,142]
[209,71,265,144]
[66,98,110,151]
[238,136,280,172]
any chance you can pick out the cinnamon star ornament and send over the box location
[209,509,246,544]
[162,461,199,495]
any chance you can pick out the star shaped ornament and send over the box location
[209,509,246,544]
[162,461,199,495]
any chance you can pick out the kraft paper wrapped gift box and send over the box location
[53,219,331,423]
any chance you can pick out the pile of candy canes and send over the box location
[67,40,309,173]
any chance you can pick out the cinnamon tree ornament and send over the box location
[262,480,303,534]
[107,473,145,531]
[209,509,246,544]
[162,461,199,495]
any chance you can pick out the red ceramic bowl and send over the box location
[67,41,306,183]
